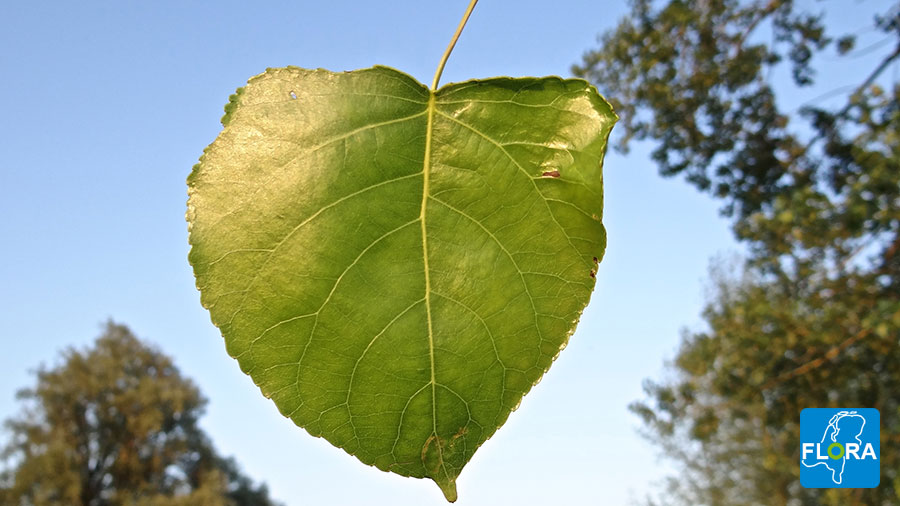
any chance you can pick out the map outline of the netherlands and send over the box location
[800,408,880,489]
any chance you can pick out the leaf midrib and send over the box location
[419,90,446,480]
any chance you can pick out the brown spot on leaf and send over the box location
[449,426,468,448]
[589,270,596,278]
[541,170,560,178]
[421,435,435,461]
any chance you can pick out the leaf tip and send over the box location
[435,477,458,502]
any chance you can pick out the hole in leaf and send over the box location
[289,91,297,99]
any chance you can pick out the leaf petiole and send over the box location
[431,0,479,91]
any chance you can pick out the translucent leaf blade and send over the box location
[187,65,616,501]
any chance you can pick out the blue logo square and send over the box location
[800,408,880,488]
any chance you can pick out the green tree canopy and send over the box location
[575,0,899,504]
[0,322,281,506]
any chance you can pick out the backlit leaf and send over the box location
[187,65,615,501]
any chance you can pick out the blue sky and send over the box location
[1,1,890,504]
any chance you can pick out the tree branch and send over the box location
[761,326,871,390]
[835,42,900,118]
[798,42,900,155]
[734,0,779,57]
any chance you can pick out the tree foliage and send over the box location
[575,0,899,504]
[0,322,280,506]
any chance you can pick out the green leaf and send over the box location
[187,65,615,501]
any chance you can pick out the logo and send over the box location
[800,408,880,488]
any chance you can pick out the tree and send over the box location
[574,0,899,504]
[0,322,281,506]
